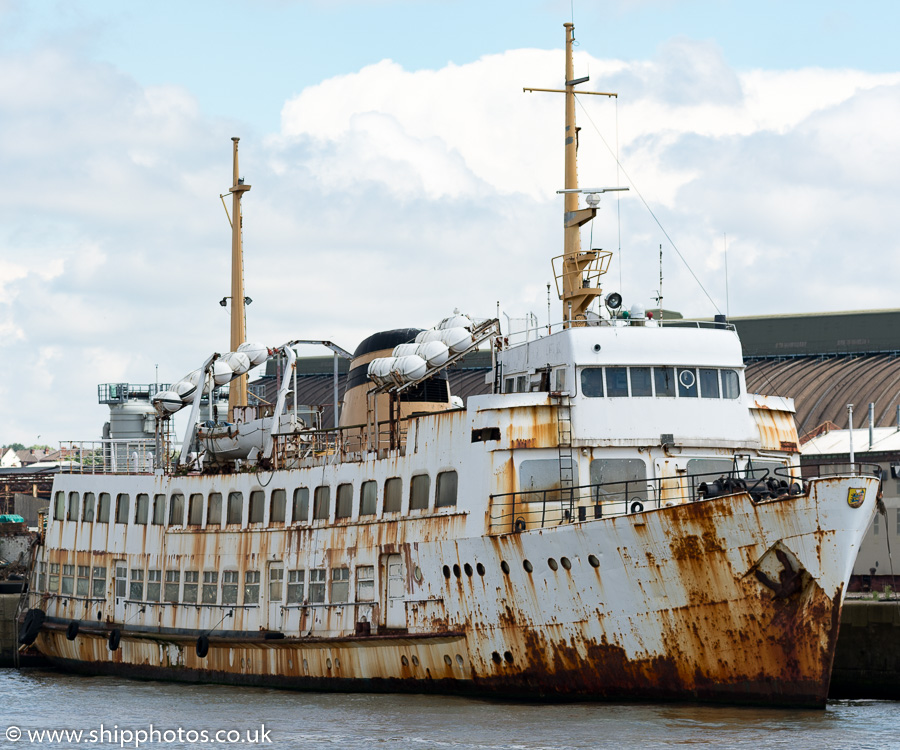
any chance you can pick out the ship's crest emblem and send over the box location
[847,487,866,508]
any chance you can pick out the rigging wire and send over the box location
[574,95,722,315]
[615,96,622,294]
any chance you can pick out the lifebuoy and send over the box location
[629,500,644,514]
[18,608,45,645]
[108,628,121,651]
[66,620,79,641]
[196,635,210,658]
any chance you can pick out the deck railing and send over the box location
[58,439,159,475]
[488,463,882,535]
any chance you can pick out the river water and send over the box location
[2,668,896,749]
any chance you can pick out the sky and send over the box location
[2,0,900,447]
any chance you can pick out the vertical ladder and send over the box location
[553,392,575,520]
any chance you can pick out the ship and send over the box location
[19,24,880,707]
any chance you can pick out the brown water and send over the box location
[2,668,897,749]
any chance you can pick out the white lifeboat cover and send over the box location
[237,342,269,367]
[414,329,443,344]
[172,379,196,400]
[212,359,233,386]
[439,326,473,354]
[151,390,182,414]
[390,355,428,383]
[221,351,251,377]
[437,313,473,331]
[367,357,396,386]
[417,340,449,368]
[392,343,419,358]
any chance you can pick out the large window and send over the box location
[97,493,111,523]
[226,492,243,525]
[188,494,203,525]
[677,368,698,398]
[313,487,330,520]
[699,368,719,399]
[292,488,309,523]
[67,492,79,521]
[580,365,740,401]
[169,493,185,526]
[605,367,629,397]
[270,489,286,524]
[360,481,377,516]
[53,492,64,521]
[630,367,652,397]
[152,494,166,525]
[721,370,740,399]
[207,492,223,526]
[581,368,604,397]
[384,478,402,513]
[135,493,149,525]
[115,494,130,524]
[335,484,353,519]
[589,458,647,507]
[654,367,675,397]
[410,474,430,510]
[82,493,95,523]
[249,490,265,524]
[519,459,580,500]
[435,470,458,508]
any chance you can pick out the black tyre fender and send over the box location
[629,500,645,514]
[514,518,527,533]
[66,620,79,641]
[18,608,45,645]
[108,628,121,651]
[196,635,210,658]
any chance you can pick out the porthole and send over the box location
[442,565,451,579]
[444,654,452,666]
[560,557,572,570]
[414,566,423,582]
[504,651,513,664]
[500,561,510,575]
[464,563,473,577]
[588,554,600,568]
[326,658,332,670]
[523,559,533,573]
[411,655,419,667]
[476,562,485,576]
[452,564,461,578]
[548,558,559,571]
[401,655,409,666]
[456,654,464,667]
[491,651,502,665]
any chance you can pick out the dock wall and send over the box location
[830,599,900,700]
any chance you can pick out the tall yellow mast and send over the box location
[525,23,619,328]
[228,137,251,417]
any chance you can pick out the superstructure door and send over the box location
[114,560,127,622]
[383,554,406,629]
[266,562,284,632]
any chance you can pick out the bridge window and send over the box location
[699,368,720,398]
[436,470,458,508]
[270,489,286,523]
[630,367,652,397]
[605,367,629,397]
[169,493,184,526]
[313,486,330,520]
[82,493,95,523]
[384,478,402,513]
[580,368,604,397]
[336,484,353,519]
[677,368,698,398]
[654,367,675,397]
[360,481,377,516]
[721,369,740,399]
[410,474,430,510]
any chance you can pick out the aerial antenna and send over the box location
[724,232,730,318]
[653,243,663,326]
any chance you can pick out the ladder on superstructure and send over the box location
[552,392,575,520]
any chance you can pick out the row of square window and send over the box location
[580,367,741,399]
[40,563,376,606]
[53,471,459,527]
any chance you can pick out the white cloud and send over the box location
[2,36,900,446]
